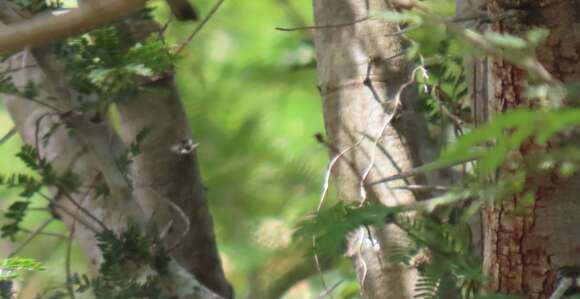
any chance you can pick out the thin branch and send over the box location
[391,184,450,192]
[314,131,383,211]
[429,84,466,132]
[165,198,192,252]
[65,224,76,299]
[0,127,16,146]
[400,189,474,214]
[0,0,148,54]
[29,136,108,233]
[317,137,364,212]
[41,193,100,234]
[19,227,67,238]
[549,277,574,299]
[315,280,343,299]
[312,239,330,298]
[62,192,107,232]
[8,218,54,258]
[369,154,481,186]
[22,96,62,113]
[358,104,394,205]
[354,228,368,290]
[34,111,61,159]
[22,207,51,212]
[359,64,425,205]
[315,54,404,211]
[384,25,419,37]
[175,0,226,55]
[548,268,580,299]
[160,16,173,35]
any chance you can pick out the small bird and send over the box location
[166,0,198,21]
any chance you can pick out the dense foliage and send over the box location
[0,0,579,298]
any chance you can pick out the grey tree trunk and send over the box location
[0,50,225,299]
[460,0,580,297]
[311,1,441,298]
[0,3,232,299]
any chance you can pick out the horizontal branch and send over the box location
[0,0,148,54]
[368,155,480,186]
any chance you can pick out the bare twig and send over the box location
[34,111,61,159]
[317,137,364,212]
[384,25,419,37]
[0,0,148,54]
[41,193,100,234]
[359,64,426,205]
[8,218,54,258]
[65,224,76,299]
[315,280,343,299]
[160,16,173,35]
[391,184,450,192]
[399,189,474,214]
[165,198,192,252]
[19,227,67,238]
[62,192,107,232]
[312,239,330,298]
[359,236,369,291]
[23,96,62,113]
[28,142,107,233]
[0,127,16,146]
[429,85,466,133]
[175,0,226,55]
[369,155,480,186]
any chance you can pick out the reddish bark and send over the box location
[482,1,580,297]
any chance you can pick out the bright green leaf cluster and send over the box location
[0,257,45,281]
[56,27,176,99]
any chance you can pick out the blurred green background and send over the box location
[0,0,457,298]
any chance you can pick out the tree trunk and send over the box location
[466,0,580,297]
[0,4,232,299]
[311,1,442,298]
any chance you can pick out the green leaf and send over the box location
[483,31,528,50]
[526,28,550,46]
[294,203,397,256]
[0,258,45,280]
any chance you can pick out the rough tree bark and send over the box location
[461,0,580,297]
[0,50,224,299]
[311,0,442,298]
[113,17,233,298]
[0,3,232,299]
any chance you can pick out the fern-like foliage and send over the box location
[0,145,79,240]
[0,257,45,299]
[52,226,173,299]
[55,26,176,99]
